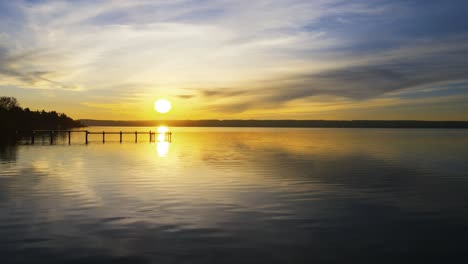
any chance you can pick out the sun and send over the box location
[154,99,172,114]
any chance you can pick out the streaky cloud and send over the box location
[0,0,467,119]
[0,48,80,90]
[176,94,195,99]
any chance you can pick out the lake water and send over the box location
[1,127,468,263]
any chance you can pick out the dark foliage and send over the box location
[0,96,83,131]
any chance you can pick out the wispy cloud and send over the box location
[0,48,81,90]
[185,36,468,113]
[0,0,467,119]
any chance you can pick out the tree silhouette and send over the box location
[0,96,83,132]
[0,97,19,111]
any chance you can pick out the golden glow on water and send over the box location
[72,126,465,175]
[157,126,169,133]
[157,133,165,142]
[156,126,171,157]
[157,126,169,142]
[157,141,170,157]
[7,127,468,229]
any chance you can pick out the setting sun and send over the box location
[154,99,172,114]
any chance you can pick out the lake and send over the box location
[1,127,468,263]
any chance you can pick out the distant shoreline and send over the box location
[79,119,468,129]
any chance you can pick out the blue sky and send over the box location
[0,0,467,120]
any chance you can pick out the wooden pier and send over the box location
[16,130,172,145]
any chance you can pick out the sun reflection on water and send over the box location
[157,133,166,142]
[157,126,169,133]
[156,126,171,157]
[157,142,170,157]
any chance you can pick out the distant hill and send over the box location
[79,119,468,129]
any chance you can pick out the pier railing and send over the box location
[15,130,172,144]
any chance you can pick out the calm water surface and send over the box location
[1,127,468,263]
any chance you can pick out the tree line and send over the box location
[0,96,83,131]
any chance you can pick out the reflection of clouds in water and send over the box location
[0,147,104,221]
[1,129,468,263]
[0,166,44,203]
[194,131,468,214]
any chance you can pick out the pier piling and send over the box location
[18,130,170,144]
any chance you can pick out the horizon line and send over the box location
[79,119,468,122]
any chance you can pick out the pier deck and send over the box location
[15,130,172,144]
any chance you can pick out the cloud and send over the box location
[203,102,256,114]
[0,48,81,90]
[194,37,468,112]
[1,0,468,119]
[0,0,376,92]
[200,89,248,98]
[176,94,195,99]
[266,39,468,102]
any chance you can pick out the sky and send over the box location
[1,0,468,120]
